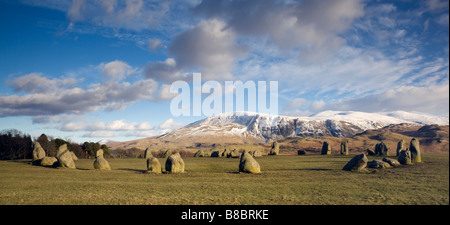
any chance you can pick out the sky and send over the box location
[0,0,449,143]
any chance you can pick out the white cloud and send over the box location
[0,61,159,117]
[145,19,249,83]
[66,0,171,31]
[100,60,137,81]
[284,84,450,117]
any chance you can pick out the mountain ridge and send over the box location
[162,110,448,142]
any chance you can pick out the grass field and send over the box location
[0,153,448,205]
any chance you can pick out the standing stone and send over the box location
[163,150,172,158]
[374,142,389,156]
[221,149,228,157]
[227,149,240,158]
[144,147,153,159]
[343,154,368,172]
[269,141,279,155]
[194,149,205,157]
[321,142,331,155]
[32,142,46,162]
[396,140,406,156]
[146,157,162,174]
[56,144,76,169]
[410,138,422,163]
[165,153,185,173]
[94,149,111,170]
[340,140,349,155]
[252,150,262,157]
[398,149,412,165]
[239,151,261,174]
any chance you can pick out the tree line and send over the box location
[0,129,110,160]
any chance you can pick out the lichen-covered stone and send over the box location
[32,142,46,162]
[269,141,279,155]
[93,149,111,170]
[375,142,389,156]
[340,140,349,155]
[239,151,261,174]
[321,142,331,155]
[367,160,392,169]
[56,144,76,169]
[146,157,162,174]
[398,149,412,165]
[165,153,185,173]
[144,147,153,159]
[382,158,401,167]
[410,138,421,163]
[396,140,406,156]
[40,156,58,167]
[343,154,368,172]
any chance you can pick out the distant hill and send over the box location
[108,110,449,154]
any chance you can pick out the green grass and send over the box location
[0,153,448,205]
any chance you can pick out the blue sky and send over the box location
[0,0,448,143]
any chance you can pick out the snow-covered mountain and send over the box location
[161,110,449,142]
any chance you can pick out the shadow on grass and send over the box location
[118,168,148,173]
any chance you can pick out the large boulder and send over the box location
[56,144,76,169]
[239,151,261,174]
[252,150,262,157]
[32,142,46,162]
[321,142,331,155]
[410,138,422,163]
[269,141,279,155]
[211,151,221,157]
[367,160,392,169]
[227,149,240,158]
[343,154,368,172]
[93,150,111,170]
[144,147,153,159]
[396,140,406,156]
[398,149,412,165]
[374,142,389,156]
[340,140,349,155]
[165,153,185,173]
[194,149,205,157]
[40,156,58,167]
[146,157,162,174]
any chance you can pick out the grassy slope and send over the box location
[0,153,448,205]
